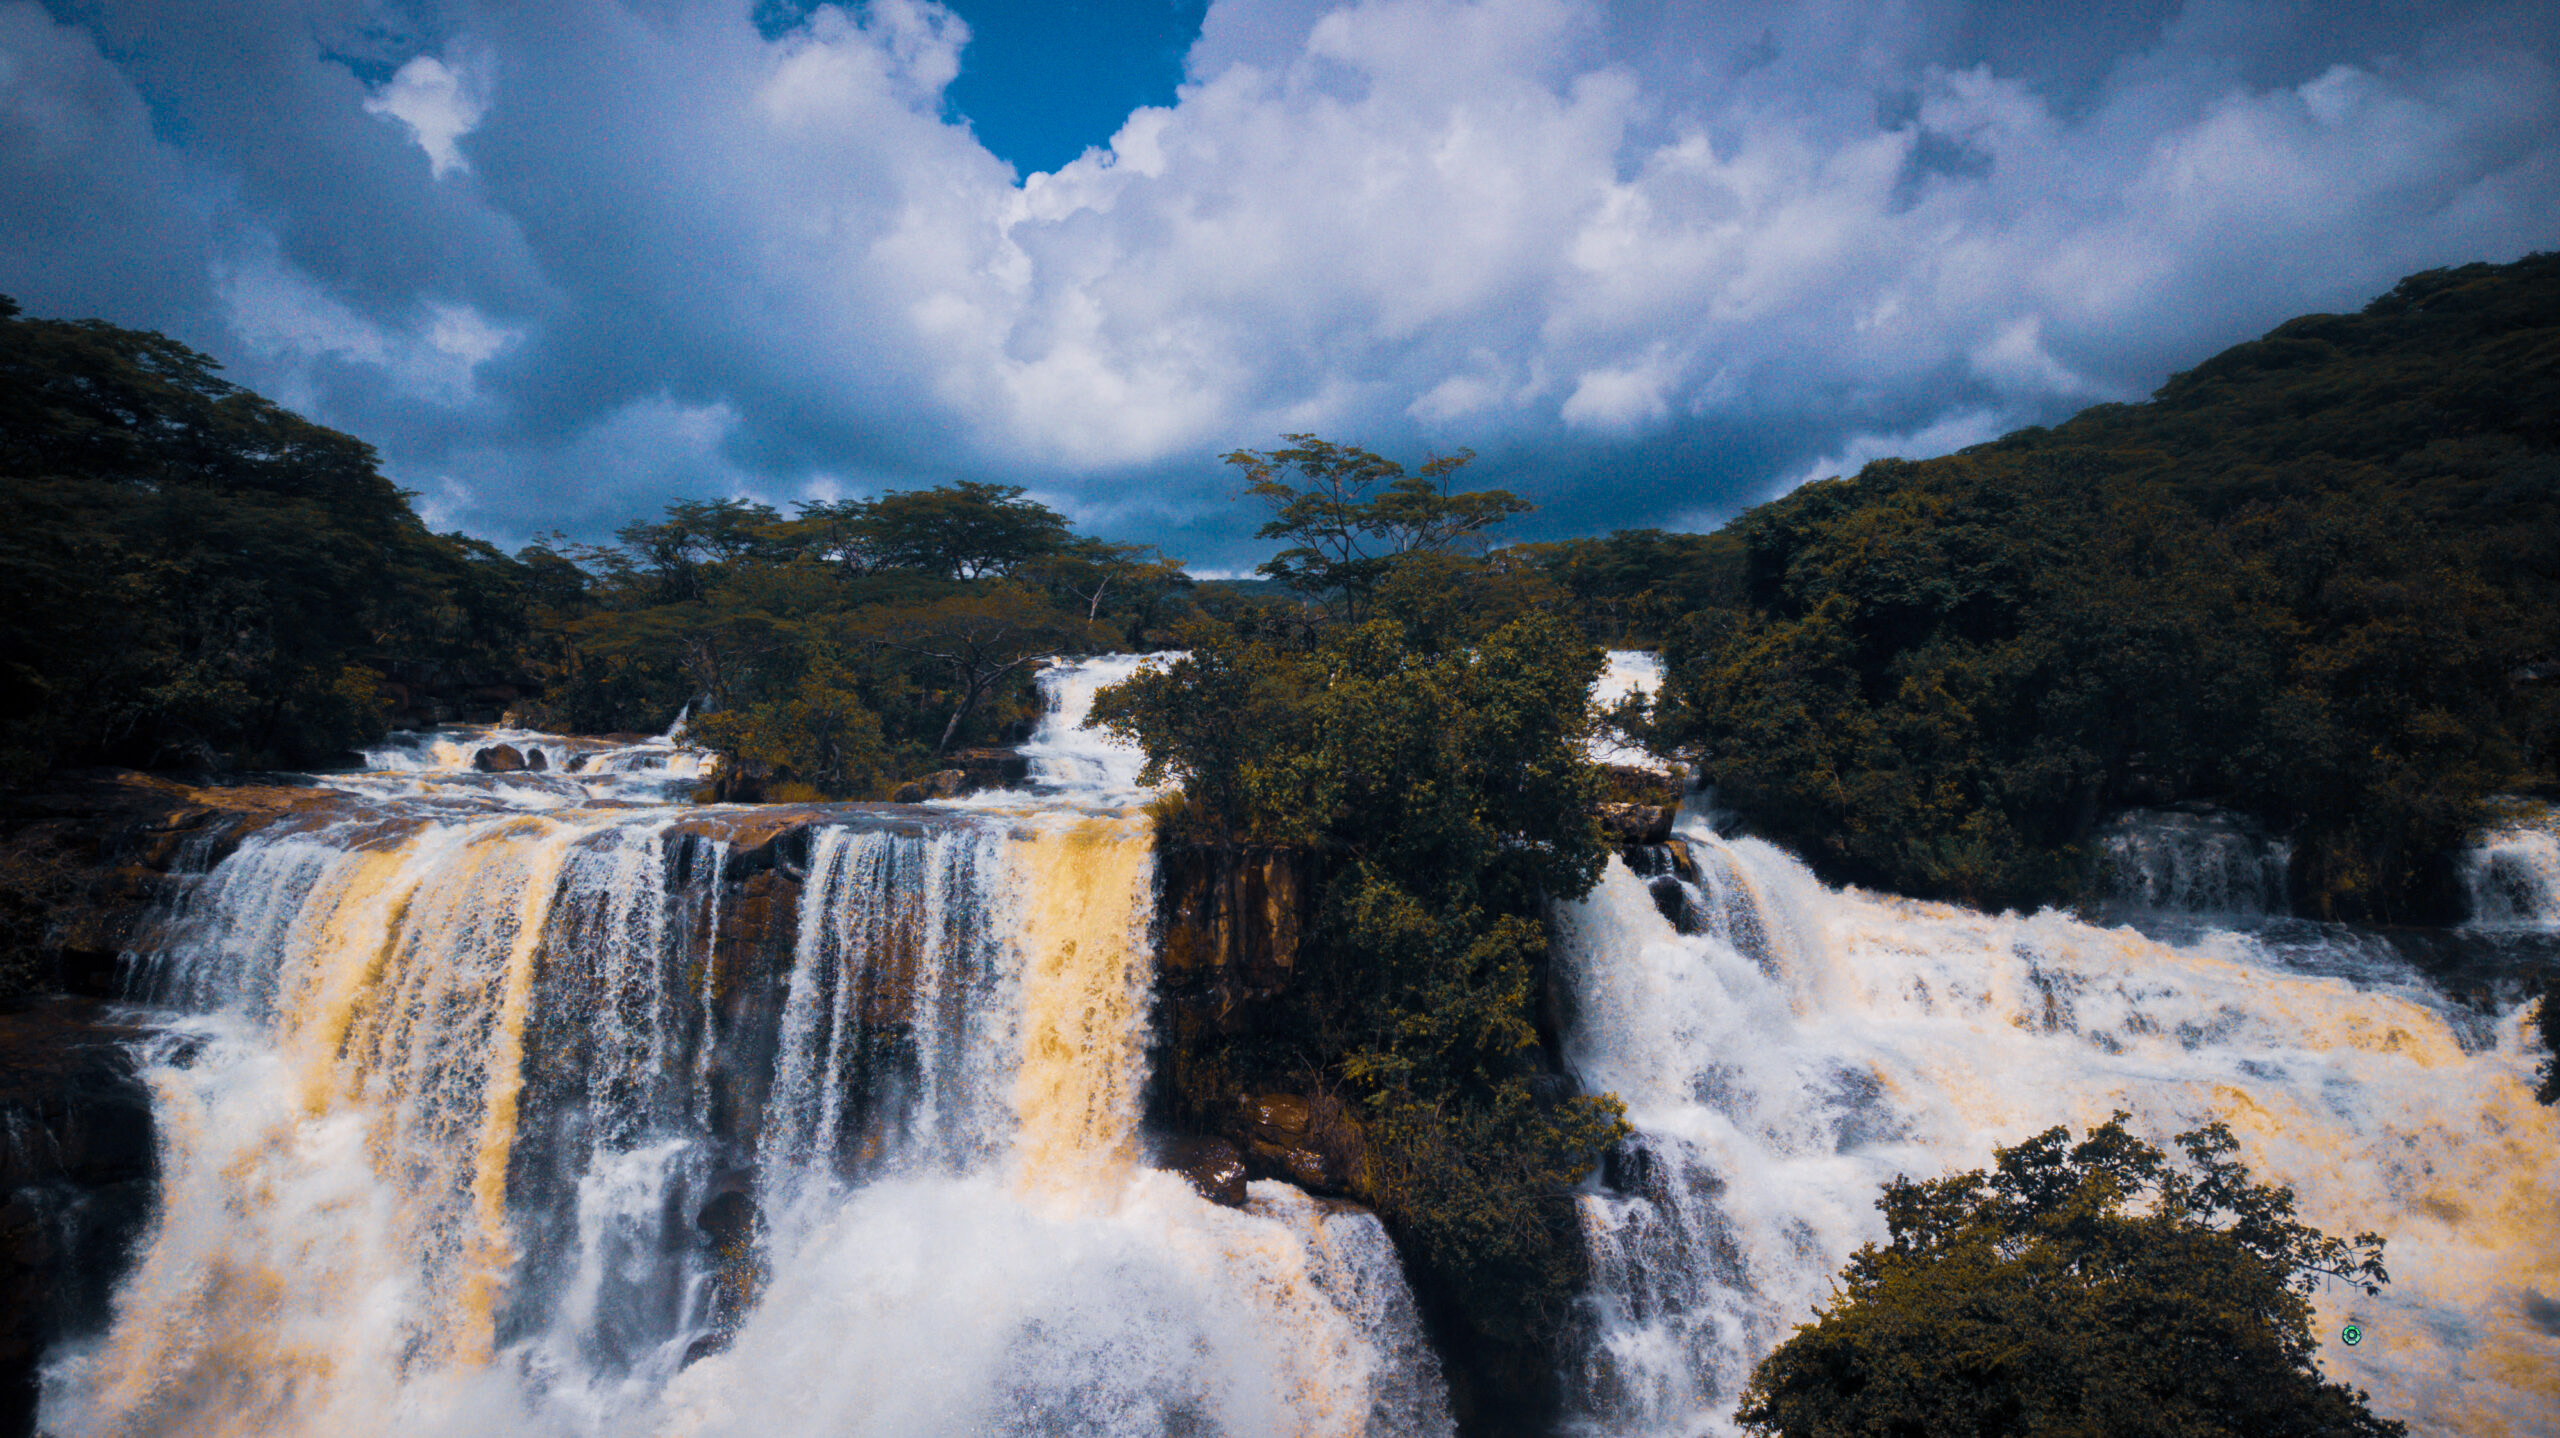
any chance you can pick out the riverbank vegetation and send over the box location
[1094,441,1627,1422]
[1738,1116,2403,1438]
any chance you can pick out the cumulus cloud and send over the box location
[364,53,488,179]
[0,0,2554,563]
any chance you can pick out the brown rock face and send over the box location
[0,1000,158,1434]
[947,749,1030,791]
[1232,1090,1365,1195]
[1155,1134,1248,1207]
[1596,803,1674,846]
[1663,836,1699,882]
[888,770,968,804]
[473,743,528,773]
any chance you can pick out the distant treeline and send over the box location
[6,254,2555,912]
[0,297,1247,795]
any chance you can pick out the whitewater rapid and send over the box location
[1554,802,2560,1437]
[36,652,2558,1438]
[41,658,1450,1438]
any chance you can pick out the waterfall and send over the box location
[2093,807,2293,920]
[2463,805,2560,931]
[1554,807,2560,1437]
[42,670,1450,1437]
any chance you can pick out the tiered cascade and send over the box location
[42,660,1450,1438]
[1555,805,2559,1437]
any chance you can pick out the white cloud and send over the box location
[1766,407,2012,500]
[214,236,519,406]
[15,0,2557,551]
[363,53,486,179]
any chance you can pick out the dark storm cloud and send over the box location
[2,0,2556,567]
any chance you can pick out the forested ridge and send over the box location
[1546,253,2560,920]
[6,256,2557,914]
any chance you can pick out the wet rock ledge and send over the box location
[0,999,158,1438]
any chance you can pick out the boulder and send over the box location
[473,743,527,773]
[1232,1091,1364,1195]
[947,748,1031,791]
[888,770,968,804]
[1663,836,1698,883]
[1156,1134,1248,1207]
[1596,802,1674,845]
[0,1000,159,1434]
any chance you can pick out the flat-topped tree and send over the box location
[1230,434,1532,622]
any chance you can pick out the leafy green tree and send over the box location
[825,479,1073,580]
[0,295,524,777]
[849,586,1099,755]
[686,647,890,800]
[1738,1115,2401,1438]
[1229,434,1532,620]
[1095,601,1628,1390]
[614,498,786,603]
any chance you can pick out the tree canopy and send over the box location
[1094,480,1625,1424]
[1738,1115,2402,1438]
[1630,253,2560,919]
[0,296,524,776]
[1231,434,1532,620]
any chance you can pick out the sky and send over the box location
[3,0,2556,571]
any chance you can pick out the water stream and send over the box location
[1555,800,2560,1436]
[32,652,2559,1436]
[41,658,1450,1438]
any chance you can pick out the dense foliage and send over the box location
[1739,1115,2402,1438]
[0,297,524,778]
[1228,435,1534,620]
[1632,254,2560,918]
[1094,472,1628,1389]
[520,484,1205,797]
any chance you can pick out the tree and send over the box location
[1094,604,1627,1380]
[0,295,520,777]
[1228,434,1532,620]
[849,586,1097,755]
[848,479,1072,580]
[686,646,889,801]
[614,498,785,603]
[1737,1115,2403,1438]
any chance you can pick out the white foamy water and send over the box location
[2464,805,2560,931]
[2094,807,2294,920]
[1003,652,1168,804]
[1554,807,2560,1437]
[42,666,1450,1437]
[1591,650,1666,770]
[345,727,712,808]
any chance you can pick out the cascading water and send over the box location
[2093,807,2294,921]
[1554,802,2560,1437]
[41,657,1450,1437]
[2463,804,2560,932]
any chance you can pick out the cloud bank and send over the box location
[2,0,2555,563]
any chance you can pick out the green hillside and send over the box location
[1633,253,2560,919]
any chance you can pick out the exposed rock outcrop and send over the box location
[0,999,159,1437]
[1154,1134,1248,1207]
[473,743,529,773]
